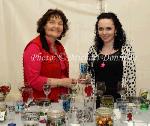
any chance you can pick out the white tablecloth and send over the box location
[1,114,150,126]
[1,103,150,126]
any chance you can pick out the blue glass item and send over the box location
[15,100,24,113]
[8,123,16,126]
[79,63,88,74]
[61,94,71,112]
[63,98,70,112]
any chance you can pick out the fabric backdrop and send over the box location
[0,0,150,99]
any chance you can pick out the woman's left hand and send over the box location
[78,74,91,84]
[71,78,77,84]
[61,78,77,88]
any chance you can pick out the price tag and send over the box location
[0,111,6,121]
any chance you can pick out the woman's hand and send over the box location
[78,74,91,84]
[61,78,77,88]
[47,78,77,88]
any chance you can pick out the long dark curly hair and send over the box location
[37,9,69,52]
[94,12,126,52]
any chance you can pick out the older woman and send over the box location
[23,9,76,102]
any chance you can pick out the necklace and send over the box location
[99,48,114,68]
[100,61,106,68]
[99,55,106,68]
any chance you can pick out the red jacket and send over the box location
[23,35,69,102]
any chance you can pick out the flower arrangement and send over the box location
[0,85,11,96]
[19,86,33,102]
[84,85,93,97]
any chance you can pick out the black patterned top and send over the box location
[87,43,136,97]
[93,50,123,100]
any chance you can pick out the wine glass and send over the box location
[43,84,51,99]
[117,82,127,99]
[19,86,33,110]
[80,108,87,126]
[95,81,106,108]
[95,81,106,97]
[61,94,71,112]
[82,96,95,124]
[79,62,88,80]
[131,96,141,114]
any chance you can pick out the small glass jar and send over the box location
[47,109,66,126]
[21,103,40,126]
[0,93,6,101]
[61,94,71,112]
[95,107,113,126]
[101,95,114,108]
[21,110,39,126]
[139,89,150,111]
[36,98,51,123]
[68,106,81,125]
[0,100,6,122]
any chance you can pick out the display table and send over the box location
[1,103,150,126]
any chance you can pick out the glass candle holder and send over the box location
[0,100,6,122]
[96,107,113,126]
[47,109,66,126]
[101,95,114,108]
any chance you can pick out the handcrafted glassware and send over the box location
[19,86,33,102]
[133,121,149,126]
[0,82,11,101]
[126,96,141,114]
[0,100,7,122]
[36,98,51,111]
[21,97,39,125]
[47,109,66,126]
[125,106,133,121]
[95,81,106,108]
[84,83,93,97]
[61,94,71,112]
[19,86,33,110]
[95,81,106,97]
[36,98,51,124]
[116,98,129,114]
[6,101,16,124]
[95,107,113,126]
[117,82,127,99]
[101,95,114,108]
[79,62,88,79]
[68,106,80,125]
[43,83,51,99]
[83,96,95,123]
[139,88,150,111]
[21,110,39,126]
